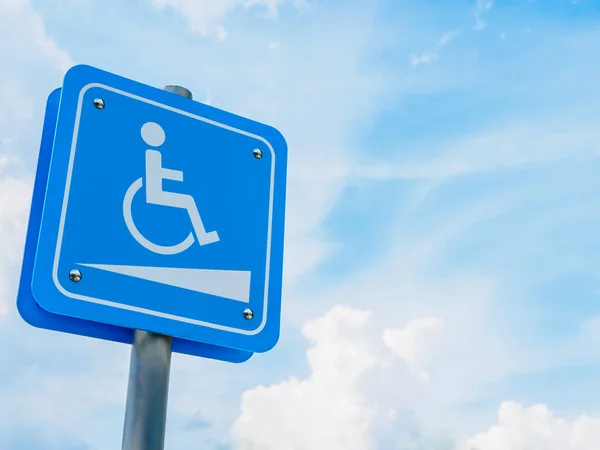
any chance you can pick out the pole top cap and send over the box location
[163,85,193,99]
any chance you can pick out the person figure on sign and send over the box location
[141,121,219,246]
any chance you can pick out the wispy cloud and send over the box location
[152,0,294,40]
[459,402,600,450]
[438,28,461,46]
[410,50,439,67]
[475,0,494,30]
[409,28,460,69]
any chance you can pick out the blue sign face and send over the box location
[17,87,252,362]
[31,65,287,353]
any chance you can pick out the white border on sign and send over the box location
[51,82,275,336]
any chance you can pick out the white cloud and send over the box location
[460,402,600,450]
[0,0,72,158]
[153,0,291,40]
[231,306,600,449]
[383,317,443,382]
[231,306,444,449]
[0,0,72,71]
[410,28,459,70]
[410,51,439,67]
[0,171,32,315]
[0,0,72,315]
[231,307,378,450]
[439,29,461,46]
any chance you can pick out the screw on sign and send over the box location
[93,97,105,109]
[69,269,82,282]
[19,64,288,450]
[243,308,254,320]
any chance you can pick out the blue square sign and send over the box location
[18,87,251,362]
[30,65,287,353]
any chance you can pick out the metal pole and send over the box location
[121,330,172,450]
[121,84,193,450]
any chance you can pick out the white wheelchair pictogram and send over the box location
[123,121,220,255]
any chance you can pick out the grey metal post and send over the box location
[121,330,172,450]
[121,84,193,450]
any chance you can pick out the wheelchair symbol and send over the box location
[122,122,220,255]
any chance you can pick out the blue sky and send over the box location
[2,0,600,449]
